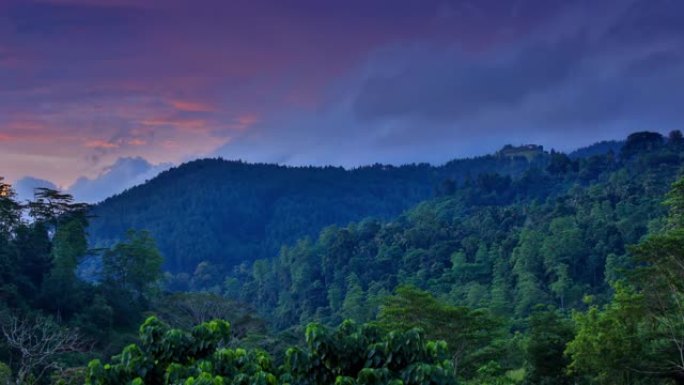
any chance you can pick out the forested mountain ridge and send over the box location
[88,145,550,274]
[89,137,632,277]
[3,130,684,385]
[568,140,624,159]
[225,131,684,329]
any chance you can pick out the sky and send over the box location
[1,0,684,201]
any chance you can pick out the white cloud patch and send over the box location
[13,176,58,202]
[67,157,172,203]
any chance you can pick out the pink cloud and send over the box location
[0,119,74,142]
[161,140,180,150]
[128,138,147,146]
[229,113,259,131]
[35,0,148,5]
[169,99,216,112]
[140,117,209,132]
[1,0,569,187]
[84,140,119,149]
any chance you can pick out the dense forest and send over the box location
[88,144,559,275]
[0,179,271,384]
[3,131,684,384]
[228,132,676,328]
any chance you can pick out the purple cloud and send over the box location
[1,0,683,188]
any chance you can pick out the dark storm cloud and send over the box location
[340,0,684,151]
[605,0,684,42]
[353,37,586,121]
[213,0,684,168]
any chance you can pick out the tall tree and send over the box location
[1,314,88,385]
[378,285,500,380]
[565,284,646,385]
[0,178,21,236]
[27,188,88,225]
[524,307,574,385]
[40,217,89,317]
[101,230,163,302]
[14,222,52,298]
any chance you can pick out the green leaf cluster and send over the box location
[86,317,455,385]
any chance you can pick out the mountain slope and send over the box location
[568,140,624,159]
[229,131,684,328]
[89,133,667,276]
[89,152,547,273]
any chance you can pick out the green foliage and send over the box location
[40,217,89,317]
[102,229,164,301]
[87,317,456,385]
[151,292,266,334]
[0,184,169,382]
[231,132,682,330]
[0,362,10,385]
[566,172,684,385]
[620,131,665,160]
[286,320,455,385]
[664,178,684,229]
[523,307,574,385]
[52,367,88,385]
[6,133,684,384]
[565,284,646,385]
[86,317,249,385]
[378,286,501,379]
[466,362,520,385]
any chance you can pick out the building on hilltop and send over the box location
[497,144,545,161]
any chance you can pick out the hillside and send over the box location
[4,131,684,385]
[225,131,684,328]
[89,150,547,274]
[568,140,624,159]
[88,132,675,282]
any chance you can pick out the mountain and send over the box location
[5,131,684,385]
[88,132,679,278]
[227,131,684,329]
[89,150,549,274]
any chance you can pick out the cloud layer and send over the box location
[67,157,172,203]
[13,176,58,202]
[2,0,684,193]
